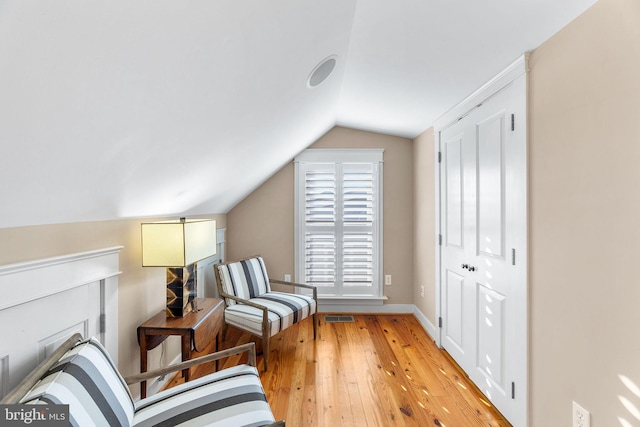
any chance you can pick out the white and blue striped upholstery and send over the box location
[216,256,317,371]
[20,338,278,427]
[225,291,317,336]
[132,365,275,427]
[217,257,271,306]
[21,338,135,427]
[217,257,316,336]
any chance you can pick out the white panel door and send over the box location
[441,124,475,370]
[439,74,527,426]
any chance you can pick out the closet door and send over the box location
[440,74,527,426]
[441,115,475,370]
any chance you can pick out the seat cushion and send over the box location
[20,338,135,427]
[132,364,275,427]
[217,258,271,306]
[224,291,316,337]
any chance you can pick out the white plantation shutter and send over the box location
[342,164,374,289]
[295,149,383,298]
[305,167,336,225]
[304,164,336,288]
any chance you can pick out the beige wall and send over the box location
[226,161,295,283]
[0,214,226,396]
[412,127,437,323]
[529,0,640,424]
[227,126,414,305]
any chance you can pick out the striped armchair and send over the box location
[3,334,283,426]
[214,256,318,371]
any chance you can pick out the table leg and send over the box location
[139,330,148,399]
[181,334,191,382]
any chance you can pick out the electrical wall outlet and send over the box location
[420,285,424,297]
[573,401,590,427]
[284,274,291,282]
[385,275,392,286]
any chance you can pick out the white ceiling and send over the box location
[0,0,598,228]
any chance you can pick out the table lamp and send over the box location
[141,218,217,317]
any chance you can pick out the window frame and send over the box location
[294,148,384,301]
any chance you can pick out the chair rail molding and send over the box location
[0,246,123,311]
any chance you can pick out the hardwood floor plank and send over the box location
[161,314,511,427]
[345,318,388,427]
[365,315,425,425]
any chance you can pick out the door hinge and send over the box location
[100,314,106,333]
[511,382,515,399]
[438,317,443,328]
[437,151,442,163]
[438,234,443,246]
[511,114,515,131]
[511,248,516,266]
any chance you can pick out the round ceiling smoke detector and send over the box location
[307,55,337,88]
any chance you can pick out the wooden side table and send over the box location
[137,297,224,398]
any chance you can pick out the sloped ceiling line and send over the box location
[0,0,597,228]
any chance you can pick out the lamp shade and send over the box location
[141,219,217,267]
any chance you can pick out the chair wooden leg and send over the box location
[312,313,317,340]
[262,308,270,371]
[263,333,270,371]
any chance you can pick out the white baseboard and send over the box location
[412,306,438,341]
[319,303,414,314]
[319,303,439,344]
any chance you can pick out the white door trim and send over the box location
[433,53,529,426]
[433,54,529,131]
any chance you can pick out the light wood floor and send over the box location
[166,314,511,427]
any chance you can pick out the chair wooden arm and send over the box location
[1,333,84,404]
[124,342,257,385]
[269,279,315,290]
[219,291,271,312]
[269,279,318,301]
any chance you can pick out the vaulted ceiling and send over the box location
[0,0,598,228]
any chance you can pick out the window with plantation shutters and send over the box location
[295,149,383,299]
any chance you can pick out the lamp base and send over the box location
[166,265,196,317]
